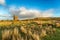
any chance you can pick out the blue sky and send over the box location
[0,0,60,19]
[6,0,60,9]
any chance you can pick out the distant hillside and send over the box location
[22,17,60,21]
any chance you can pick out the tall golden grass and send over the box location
[1,22,56,40]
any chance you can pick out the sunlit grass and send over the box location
[0,22,60,40]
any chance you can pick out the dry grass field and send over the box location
[0,18,60,40]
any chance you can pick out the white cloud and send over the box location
[9,7,54,19]
[19,7,41,18]
[9,6,20,17]
[42,9,54,17]
[0,0,5,5]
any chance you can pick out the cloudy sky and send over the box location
[0,0,60,20]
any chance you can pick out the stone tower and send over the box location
[13,15,18,21]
